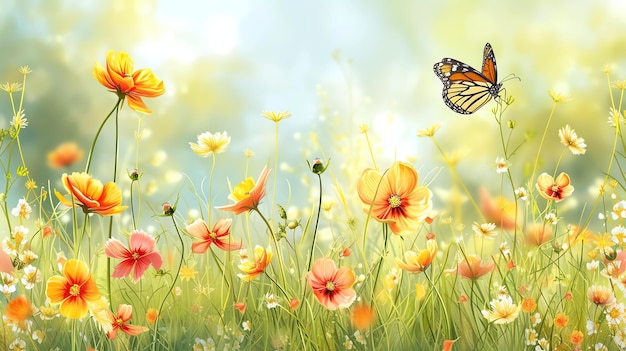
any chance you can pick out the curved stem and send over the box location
[85,98,122,173]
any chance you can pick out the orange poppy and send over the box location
[237,245,272,281]
[45,259,101,319]
[55,172,127,216]
[216,166,271,215]
[93,50,165,114]
[536,172,574,202]
[47,142,83,169]
[396,239,437,274]
[357,162,432,234]
[444,254,495,280]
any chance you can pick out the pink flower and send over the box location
[306,258,356,310]
[444,255,495,280]
[186,218,242,254]
[106,304,149,339]
[105,230,163,283]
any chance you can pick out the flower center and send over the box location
[550,184,560,193]
[115,317,124,326]
[325,281,336,291]
[210,231,217,240]
[69,284,80,296]
[388,194,402,208]
[132,252,140,260]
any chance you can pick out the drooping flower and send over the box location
[306,258,356,310]
[237,245,272,281]
[189,131,230,157]
[444,254,495,280]
[536,172,574,202]
[4,295,34,332]
[481,295,521,324]
[357,161,432,234]
[396,239,438,274]
[105,230,163,283]
[558,125,586,155]
[45,259,101,319]
[47,142,84,169]
[55,172,127,216]
[106,304,149,339]
[186,218,242,254]
[216,166,271,215]
[93,50,165,114]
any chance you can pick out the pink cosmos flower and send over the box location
[186,218,242,254]
[106,304,149,339]
[306,258,356,310]
[105,230,163,283]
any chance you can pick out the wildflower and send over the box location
[570,330,583,345]
[479,187,516,230]
[0,82,22,93]
[472,222,497,239]
[21,265,41,289]
[442,339,456,351]
[613,226,626,245]
[105,230,163,283]
[237,245,272,281]
[340,247,352,258]
[416,283,427,301]
[93,50,165,114]
[524,223,553,247]
[494,157,510,173]
[444,254,495,279]
[559,125,586,155]
[545,212,557,225]
[32,330,44,343]
[242,320,251,331]
[145,308,158,324]
[174,286,182,296]
[481,295,521,324]
[106,304,149,339]
[525,328,538,345]
[536,172,574,202]
[351,304,375,330]
[396,239,437,274]
[458,295,468,303]
[357,161,432,234]
[45,259,101,319]
[587,260,599,271]
[554,312,569,328]
[262,110,291,122]
[289,298,299,311]
[186,218,242,253]
[567,224,593,246]
[265,292,280,309]
[609,107,625,127]
[530,312,542,326]
[8,339,25,351]
[344,336,354,349]
[587,285,616,307]
[306,257,356,310]
[4,295,34,332]
[216,166,271,215]
[521,297,537,312]
[38,305,59,320]
[515,187,529,201]
[416,123,441,137]
[189,131,230,157]
[383,268,401,290]
[11,198,31,219]
[233,302,246,314]
[549,90,570,103]
[605,303,624,326]
[536,338,550,351]
[595,343,608,351]
[179,265,198,282]
[89,296,113,333]
[47,142,84,169]
[55,172,127,215]
[11,110,27,129]
[354,331,367,346]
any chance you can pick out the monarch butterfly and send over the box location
[433,43,503,114]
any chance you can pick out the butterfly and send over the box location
[433,43,504,114]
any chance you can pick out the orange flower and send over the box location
[442,339,457,351]
[289,298,299,311]
[351,303,375,330]
[106,304,149,339]
[444,254,495,280]
[306,258,356,310]
[521,297,537,312]
[216,166,271,215]
[524,223,553,247]
[357,161,432,234]
[4,295,34,331]
[93,50,165,114]
[479,187,517,230]
[554,312,569,328]
[570,330,583,345]
[536,172,574,202]
[55,172,127,216]
[47,142,84,169]
[237,245,272,281]
[233,302,246,313]
[567,224,593,246]
[145,308,158,324]
[396,239,437,274]
[45,259,101,319]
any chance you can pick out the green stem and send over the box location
[85,98,122,173]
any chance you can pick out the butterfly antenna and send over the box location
[502,73,521,83]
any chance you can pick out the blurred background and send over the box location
[2,0,626,230]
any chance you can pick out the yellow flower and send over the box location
[189,131,230,157]
[395,240,437,274]
[262,110,291,122]
[558,125,586,155]
[481,296,521,324]
[1,82,22,93]
[45,259,101,319]
[549,90,570,103]
[19,66,31,75]
[416,123,441,137]
[237,245,272,281]
[54,172,127,216]
[613,80,626,91]
[180,265,198,282]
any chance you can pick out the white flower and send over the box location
[495,157,510,174]
[11,198,31,219]
[586,260,599,271]
[544,212,557,225]
[612,225,626,244]
[242,320,251,331]
[515,187,529,201]
[21,265,41,290]
[587,318,598,335]
[265,292,279,309]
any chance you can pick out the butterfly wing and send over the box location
[433,43,502,114]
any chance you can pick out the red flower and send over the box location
[306,258,356,310]
[186,218,242,254]
[106,304,148,339]
[105,230,163,283]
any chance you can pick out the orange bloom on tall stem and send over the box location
[396,239,437,274]
[186,218,242,253]
[47,142,83,169]
[106,304,149,339]
[55,172,127,216]
[4,295,34,331]
[444,254,495,279]
[307,258,356,310]
[536,172,574,202]
[237,245,273,281]
[216,166,271,215]
[45,259,101,319]
[357,161,432,234]
[93,50,165,114]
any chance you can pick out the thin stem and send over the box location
[85,98,123,173]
